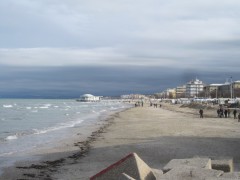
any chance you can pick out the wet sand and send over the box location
[1,103,240,180]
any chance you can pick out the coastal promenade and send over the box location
[1,103,240,179]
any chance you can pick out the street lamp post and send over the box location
[215,87,218,99]
[230,77,233,99]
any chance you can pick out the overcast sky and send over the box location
[0,0,240,97]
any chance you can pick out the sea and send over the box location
[0,99,132,174]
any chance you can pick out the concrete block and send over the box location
[221,172,240,178]
[121,173,136,180]
[205,178,238,180]
[90,152,155,180]
[151,168,164,179]
[163,165,224,180]
[212,159,234,172]
[163,158,212,173]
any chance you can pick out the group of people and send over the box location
[217,108,231,118]
[135,101,144,107]
[150,103,162,108]
[199,107,240,121]
[217,108,240,120]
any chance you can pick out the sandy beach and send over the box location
[1,103,240,180]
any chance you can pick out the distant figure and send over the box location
[160,104,162,108]
[224,109,228,118]
[219,108,224,118]
[217,109,220,117]
[238,113,240,122]
[199,109,203,118]
[227,109,231,118]
[141,101,143,107]
[233,109,237,119]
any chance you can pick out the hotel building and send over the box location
[185,78,204,98]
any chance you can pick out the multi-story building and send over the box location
[233,81,240,98]
[167,88,176,99]
[203,84,223,98]
[176,85,186,98]
[185,78,204,98]
[160,88,176,99]
[121,94,146,99]
[217,81,240,98]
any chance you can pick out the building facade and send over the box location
[176,85,186,98]
[217,81,240,98]
[203,84,222,98]
[185,79,204,98]
[77,94,102,102]
[167,88,176,99]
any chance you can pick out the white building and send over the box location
[176,85,186,98]
[76,94,102,102]
[186,78,204,98]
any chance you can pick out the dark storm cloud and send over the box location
[0,66,182,98]
[1,65,239,98]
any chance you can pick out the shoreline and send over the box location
[0,106,132,180]
[2,103,240,179]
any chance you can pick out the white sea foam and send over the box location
[0,152,14,157]
[3,105,13,108]
[6,135,18,140]
[33,119,84,135]
[26,107,32,110]
[43,104,52,107]
[39,106,49,109]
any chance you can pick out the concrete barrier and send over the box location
[90,152,155,180]
[163,158,212,173]
[163,165,224,180]
[212,158,234,172]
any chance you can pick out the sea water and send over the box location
[0,99,132,173]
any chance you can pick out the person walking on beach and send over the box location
[224,109,228,118]
[199,109,203,118]
[219,108,224,118]
[233,109,237,119]
[227,109,231,118]
[217,109,220,117]
[238,113,240,122]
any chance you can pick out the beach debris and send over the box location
[91,153,239,180]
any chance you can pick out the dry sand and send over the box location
[1,103,240,180]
